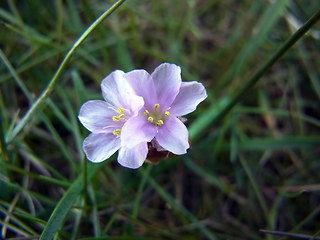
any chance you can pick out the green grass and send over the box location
[1,0,320,239]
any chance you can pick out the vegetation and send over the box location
[1,0,320,239]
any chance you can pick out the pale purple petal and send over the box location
[151,63,181,108]
[101,70,125,106]
[126,94,144,116]
[78,100,119,133]
[101,70,144,114]
[156,117,189,155]
[124,69,157,109]
[117,142,148,169]
[121,115,157,148]
[170,81,208,116]
[83,133,120,163]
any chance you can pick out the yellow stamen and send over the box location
[157,120,164,126]
[148,116,154,123]
[154,104,160,109]
[165,111,171,116]
[113,129,121,135]
[117,107,124,114]
[144,110,149,116]
[112,116,119,121]
[118,114,124,119]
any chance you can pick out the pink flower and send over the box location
[120,63,207,167]
[78,63,207,169]
[78,70,147,168]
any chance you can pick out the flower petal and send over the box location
[117,142,148,169]
[170,81,208,116]
[151,63,181,108]
[124,69,157,109]
[101,70,144,114]
[78,100,119,133]
[156,117,189,155]
[121,115,157,148]
[83,133,120,163]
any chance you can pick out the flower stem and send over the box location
[6,0,127,143]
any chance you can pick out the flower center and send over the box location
[144,104,171,126]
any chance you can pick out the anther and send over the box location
[148,117,154,123]
[112,116,119,121]
[165,111,171,116]
[144,110,149,116]
[156,120,164,126]
[118,114,124,119]
[154,104,160,109]
[113,129,121,135]
[117,107,124,114]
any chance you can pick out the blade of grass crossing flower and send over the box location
[6,0,127,144]
[39,161,105,240]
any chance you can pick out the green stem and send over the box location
[6,0,127,143]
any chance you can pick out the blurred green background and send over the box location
[1,0,320,239]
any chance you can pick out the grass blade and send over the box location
[39,162,105,240]
[6,0,127,143]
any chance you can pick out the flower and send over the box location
[78,63,207,169]
[120,63,207,167]
[78,70,148,168]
